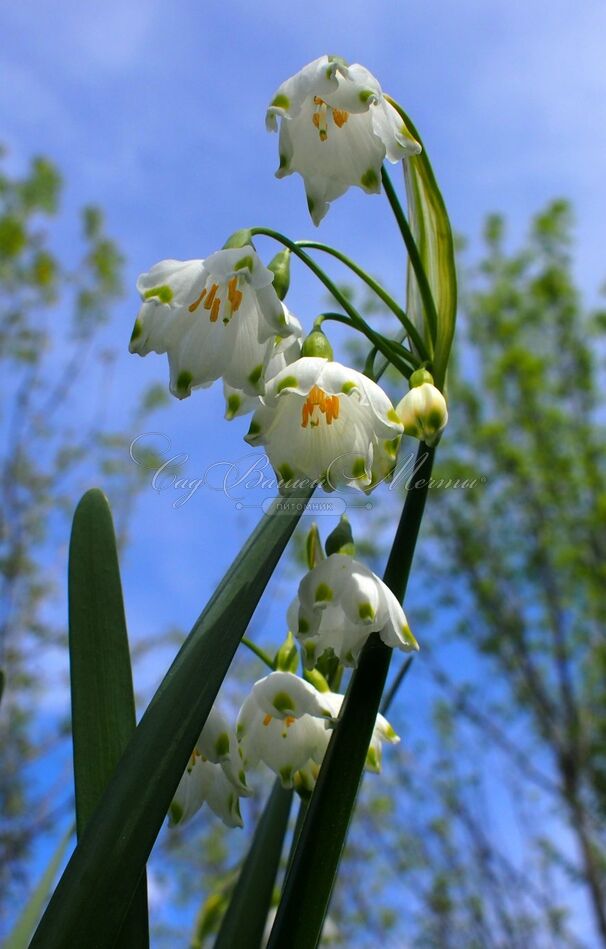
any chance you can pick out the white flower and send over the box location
[236,672,399,790]
[396,382,448,447]
[266,55,421,225]
[223,305,303,420]
[129,247,288,399]
[287,553,419,669]
[244,357,403,493]
[169,707,249,829]
[237,672,336,788]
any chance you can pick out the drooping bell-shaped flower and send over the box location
[293,690,400,793]
[223,305,303,420]
[266,55,421,224]
[129,247,289,399]
[244,357,403,492]
[236,671,336,789]
[287,553,419,669]
[396,373,448,447]
[169,707,249,829]
[236,672,400,793]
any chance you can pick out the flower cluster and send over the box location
[131,56,449,833]
[171,672,400,827]
[170,529,417,828]
[129,56,448,493]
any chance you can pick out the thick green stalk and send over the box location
[267,445,435,949]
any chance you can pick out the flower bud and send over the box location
[267,248,291,301]
[222,228,254,249]
[274,631,299,673]
[396,382,448,447]
[324,516,355,557]
[300,328,334,360]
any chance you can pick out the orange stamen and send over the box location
[301,386,341,428]
[312,101,328,141]
[332,109,349,128]
[285,716,296,727]
[188,288,207,313]
[227,276,243,314]
[203,282,219,310]
[263,714,272,727]
[210,298,221,323]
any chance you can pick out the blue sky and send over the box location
[2,0,605,941]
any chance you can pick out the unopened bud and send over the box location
[274,632,299,673]
[222,228,254,250]
[268,248,291,300]
[300,327,333,360]
[325,516,355,557]
[396,382,448,447]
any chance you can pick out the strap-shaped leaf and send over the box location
[389,100,457,390]
[214,780,293,949]
[5,825,72,949]
[68,489,148,947]
[267,448,434,949]
[31,489,313,949]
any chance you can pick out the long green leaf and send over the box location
[31,489,313,949]
[68,489,149,947]
[6,825,73,949]
[214,780,293,949]
[389,100,457,390]
[267,448,434,949]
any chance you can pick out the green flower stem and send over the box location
[318,312,417,377]
[249,228,368,329]
[284,797,309,879]
[240,637,331,691]
[296,240,430,361]
[267,444,435,949]
[380,166,439,347]
[251,227,421,379]
[241,637,276,671]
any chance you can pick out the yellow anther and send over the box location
[227,276,243,315]
[285,716,296,727]
[312,100,328,142]
[263,713,272,727]
[332,109,349,128]
[301,386,341,428]
[188,288,207,313]
[203,283,219,310]
[210,298,221,323]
